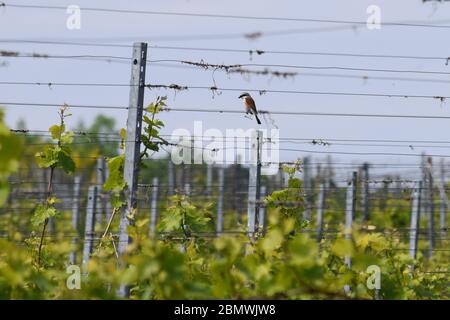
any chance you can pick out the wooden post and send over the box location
[409,182,422,260]
[216,165,225,234]
[118,42,147,257]
[82,186,97,268]
[247,130,262,238]
[70,176,81,264]
[149,177,159,236]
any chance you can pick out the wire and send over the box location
[0,101,127,110]
[4,3,450,29]
[162,107,450,120]
[12,130,450,145]
[150,60,450,76]
[147,45,450,62]
[0,81,134,87]
[2,40,450,64]
[147,84,450,100]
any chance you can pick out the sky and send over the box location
[1,0,450,181]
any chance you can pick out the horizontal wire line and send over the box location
[2,39,450,63]
[147,45,450,62]
[12,131,450,144]
[3,3,450,29]
[150,59,450,76]
[162,107,450,119]
[148,84,450,99]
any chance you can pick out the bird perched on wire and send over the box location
[239,92,261,125]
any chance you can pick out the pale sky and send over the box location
[1,0,450,180]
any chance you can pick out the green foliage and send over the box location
[141,96,169,159]
[0,108,22,205]
[0,104,448,301]
[35,105,75,174]
[158,195,213,237]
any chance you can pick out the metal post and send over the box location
[184,183,191,196]
[361,163,370,223]
[216,165,225,234]
[247,130,262,238]
[344,172,357,294]
[104,161,112,223]
[206,164,213,200]
[70,176,81,264]
[258,186,267,235]
[426,159,435,259]
[95,157,105,227]
[316,183,326,242]
[149,177,159,236]
[82,186,97,268]
[345,172,357,265]
[168,159,175,196]
[117,42,147,298]
[438,159,448,237]
[303,156,312,221]
[118,42,147,258]
[409,182,422,260]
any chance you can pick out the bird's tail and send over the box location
[255,114,262,125]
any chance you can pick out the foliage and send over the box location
[0,103,448,300]
[0,108,22,206]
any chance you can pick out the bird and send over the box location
[238,92,261,125]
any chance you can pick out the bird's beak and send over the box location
[238,95,243,99]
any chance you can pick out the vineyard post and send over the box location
[247,130,262,238]
[168,159,175,196]
[206,164,213,200]
[316,183,326,242]
[117,42,147,257]
[421,155,435,259]
[82,185,97,268]
[344,171,357,294]
[438,159,448,237]
[184,183,191,196]
[216,165,225,234]
[104,162,112,223]
[303,156,312,221]
[258,185,267,235]
[95,157,106,227]
[69,175,81,264]
[149,177,159,236]
[361,163,370,222]
[409,182,422,260]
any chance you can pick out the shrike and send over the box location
[238,92,261,125]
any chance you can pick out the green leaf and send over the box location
[104,155,126,192]
[119,128,127,140]
[49,124,64,140]
[60,131,74,145]
[56,148,75,173]
[31,204,58,227]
